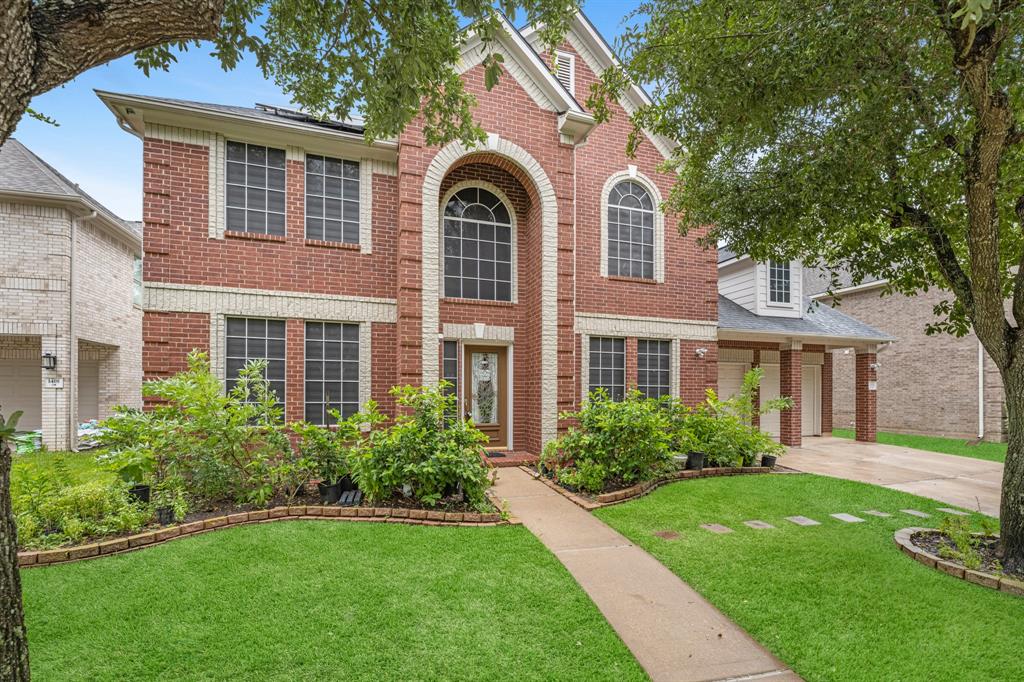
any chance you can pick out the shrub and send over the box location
[289,403,384,485]
[98,351,291,506]
[348,383,492,510]
[12,459,148,549]
[542,389,675,493]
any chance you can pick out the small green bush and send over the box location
[348,383,492,510]
[542,390,675,493]
[290,403,384,485]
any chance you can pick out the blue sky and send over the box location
[13,1,640,221]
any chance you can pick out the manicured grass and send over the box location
[22,521,646,681]
[597,474,1023,682]
[832,428,1006,463]
[12,449,111,486]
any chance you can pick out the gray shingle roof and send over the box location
[717,246,738,263]
[718,294,894,342]
[101,92,366,136]
[0,138,139,243]
[803,266,883,297]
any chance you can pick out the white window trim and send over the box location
[554,50,576,96]
[600,170,666,283]
[438,179,519,304]
[767,259,792,307]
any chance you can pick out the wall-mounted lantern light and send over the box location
[41,353,57,370]
[695,347,708,359]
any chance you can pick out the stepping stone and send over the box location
[937,507,969,516]
[785,515,821,526]
[699,523,734,534]
[900,509,930,518]
[743,520,775,530]
[653,530,680,540]
[831,513,864,523]
[863,510,891,517]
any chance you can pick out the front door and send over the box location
[463,345,508,449]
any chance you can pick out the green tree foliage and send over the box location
[595,0,1024,569]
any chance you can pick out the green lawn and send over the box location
[22,521,646,681]
[832,428,1006,463]
[597,474,1023,682]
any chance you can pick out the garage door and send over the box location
[760,364,781,438]
[78,360,99,422]
[717,363,748,400]
[0,359,41,431]
[802,364,821,436]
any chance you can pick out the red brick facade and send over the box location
[855,352,878,442]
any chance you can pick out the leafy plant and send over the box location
[289,403,384,485]
[348,383,492,510]
[938,516,984,571]
[543,389,675,493]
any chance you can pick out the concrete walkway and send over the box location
[494,467,799,682]
[785,437,1003,516]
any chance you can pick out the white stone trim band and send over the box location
[574,312,717,341]
[442,323,515,342]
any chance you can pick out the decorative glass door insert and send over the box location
[471,352,498,424]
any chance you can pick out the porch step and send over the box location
[485,451,538,468]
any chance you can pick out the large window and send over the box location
[588,337,625,401]
[443,186,513,301]
[638,339,671,399]
[304,322,360,425]
[607,180,655,279]
[226,317,286,408]
[305,155,360,243]
[226,141,287,236]
[769,260,791,304]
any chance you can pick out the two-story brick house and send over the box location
[98,10,886,457]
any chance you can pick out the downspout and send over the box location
[978,340,985,439]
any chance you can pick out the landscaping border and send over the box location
[18,503,517,569]
[893,527,1024,597]
[524,465,772,511]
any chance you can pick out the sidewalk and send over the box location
[494,467,799,682]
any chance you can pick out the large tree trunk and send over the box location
[1000,363,1024,572]
[0,434,29,681]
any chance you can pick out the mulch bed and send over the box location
[912,530,1024,581]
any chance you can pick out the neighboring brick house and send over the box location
[98,10,886,456]
[0,139,143,450]
[804,270,1006,442]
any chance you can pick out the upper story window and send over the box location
[132,256,143,307]
[305,155,360,244]
[554,51,575,94]
[768,260,791,304]
[607,180,655,280]
[226,141,286,236]
[443,186,513,302]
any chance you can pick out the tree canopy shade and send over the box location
[595,0,1024,568]
[0,0,580,147]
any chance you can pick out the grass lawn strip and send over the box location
[23,522,647,681]
[831,428,1006,463]
[597,473,1024,682]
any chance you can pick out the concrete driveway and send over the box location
[784,437,1003,516]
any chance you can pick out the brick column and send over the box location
[750,349,761,429]
[396,138,424,388]
[779,344,802,446]
[855,350,877,442]
[285,319,304,423]
[821,352,833,436]
[625,337,638,392]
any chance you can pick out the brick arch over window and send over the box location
[420,138,558,446]
[600,169,666,283]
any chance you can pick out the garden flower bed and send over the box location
[894,527,1024,595]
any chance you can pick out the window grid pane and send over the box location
[305,155,360,243]
[304,321,360,425]
[443,187,513,302]
[225,141,287,236]
[225,316,286,410]
[588,336,625,401]
[607,180,655,279]
[769,260,791,303]
[637,339,671,399]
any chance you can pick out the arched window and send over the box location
[607,180,655,279]
[443,186,513,301]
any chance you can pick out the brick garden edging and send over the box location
[893,527,1024,597]
[524,465,772,511]
[18,503,516,569]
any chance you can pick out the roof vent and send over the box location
[553,51,575,95]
